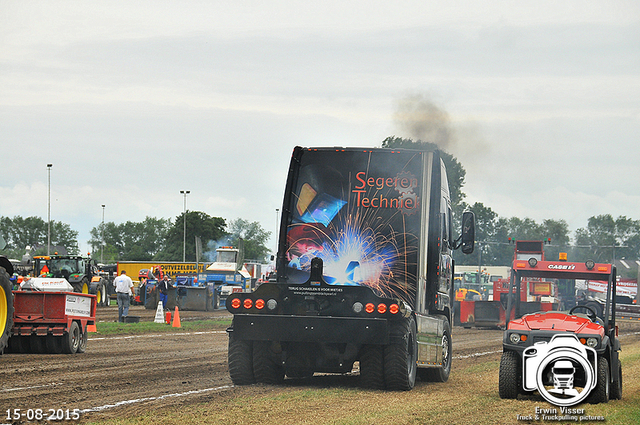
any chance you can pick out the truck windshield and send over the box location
[49,258,81,276]
[217,251,237,263]
[283,148,430,304]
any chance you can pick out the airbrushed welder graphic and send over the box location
[285,162,420,305]
[523,334,597,406]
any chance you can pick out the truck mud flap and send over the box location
[232,314,389,345]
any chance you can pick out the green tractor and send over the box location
[33,254,109,307]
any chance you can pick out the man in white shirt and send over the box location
[114,270,134,322]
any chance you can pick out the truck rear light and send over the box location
[377,303,387,314]
[365,303,375,314]
[389,304,399,314]
[352,302,363,313]
[230,298,241,309]
[255,299,265,310]
[243,299,253,309]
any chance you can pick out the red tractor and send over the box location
[499,258,622,404]
[459,241,558,328]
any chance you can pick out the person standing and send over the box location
[114,270,134,322]
[158,275,173,310]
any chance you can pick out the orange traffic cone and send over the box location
[87,323,97,333]
[172,306,181,328]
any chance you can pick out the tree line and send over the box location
[382,136,640,278]
[2,137,639,274]
[0,212,272,265]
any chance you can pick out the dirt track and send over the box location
[1,306,639,424]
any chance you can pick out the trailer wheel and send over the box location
[46,334,63,354]
[499,350,521,399]
[588,357,610,404]
[228,333,255,385]
[253,340,285,384]
[0,267,14,354]
[62,321,81,354]
[383,315,417,391]
[610,361,622,400]
[359,345,385,389]
[77,329,88,353]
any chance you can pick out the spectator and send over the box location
[114,270,134,322]
[158,275,173,310]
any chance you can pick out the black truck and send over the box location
[226,146,475,390]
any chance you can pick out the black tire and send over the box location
[586,302,603,320]
[421,318,453,383]
[589,356,610,404]
[62,321,81,354]
[383,315,418,391]
[77,328,88,353]
[499,350,521,399]
[359,345,385,389]
[253,340,285,384]
[228,333,255,385]
[46,334,63,354]
[0,266,14,354]
[610,361,622,400]
[95,281,107,306]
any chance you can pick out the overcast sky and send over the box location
[1,1,639,256]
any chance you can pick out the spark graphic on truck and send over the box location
[226,146,475,390]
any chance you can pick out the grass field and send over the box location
[85,336,640,425]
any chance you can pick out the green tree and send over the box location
[381,136,466,207]
[574,215,640,266]
[89,217,171,262]
[0,215,78,257]
[227,218,272,263]
[155,211,227,262]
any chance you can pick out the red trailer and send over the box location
[9,289,96,354]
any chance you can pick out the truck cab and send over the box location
[226,146,474,390]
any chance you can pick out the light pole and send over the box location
[180,190,190,262]
[47,163,52,256]
[101,205,105,263]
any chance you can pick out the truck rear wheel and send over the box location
[253,341,285,384]
[383,315,417,391]
[499,350,521,399]
[228,333,255,385]
[359,345,385,389]
[588,357,610,404]
[0,267,14,354]
[62,321,81,354]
